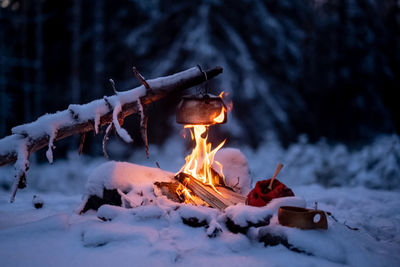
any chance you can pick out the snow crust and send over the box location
[68,99,109,134]
[12,110,74,163]
[0,135,24,154]
[147,67,199,88]
[12,110,73,139]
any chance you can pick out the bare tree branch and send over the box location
[0,66,223,167]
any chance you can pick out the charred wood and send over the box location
[154,181,182,203]
[80,188,122,214]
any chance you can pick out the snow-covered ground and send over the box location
[0,185,399,267]
[0,135,399,267]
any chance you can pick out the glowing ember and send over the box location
[176,180,196,203]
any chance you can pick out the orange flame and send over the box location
[176,182,195,204]
[178,122,226,195]
[213,108,226,123]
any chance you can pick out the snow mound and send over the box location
[85,161,173,198]
[214,148,252,194]
[225,197,305,228]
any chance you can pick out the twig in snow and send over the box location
[103,123,114,158]
[326,211,359,231]
[155,161,160,169]
[132,66,150,90]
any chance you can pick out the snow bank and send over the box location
[85,161,173,198]
[214,148,252,194]
[224,197,305,228]
[245,134,400,190]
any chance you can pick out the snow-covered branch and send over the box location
[0,66,223,201]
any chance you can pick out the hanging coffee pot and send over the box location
[176,66,227,125]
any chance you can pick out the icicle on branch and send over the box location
[0,66,223,201]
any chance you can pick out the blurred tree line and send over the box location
[0,0,399,156]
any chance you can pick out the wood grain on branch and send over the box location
[0,66,223,167]
[174,172,246,210]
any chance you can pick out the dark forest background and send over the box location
[0,0,399,158]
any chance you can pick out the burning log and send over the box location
[175,172,230,210]
[154,181,182,203]
[217,187,247,205]
[174,172,246,210]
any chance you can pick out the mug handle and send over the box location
[312,210,328,229]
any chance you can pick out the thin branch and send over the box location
[102,123,114,158]
[137,99,149,158]
[132,66,150,90]
[78,132,86,155]
[108,78,118,94]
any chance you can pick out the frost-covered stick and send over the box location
[102,123,113,158]
[0,66,222,200]
[0,66,222,167]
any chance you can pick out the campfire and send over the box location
[173,91,247,209]
[1,65,335,259]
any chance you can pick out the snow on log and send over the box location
[112,101,133,143]
[0,66,223,201]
